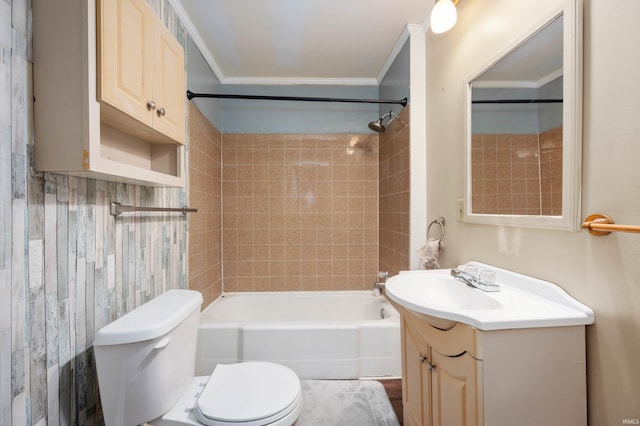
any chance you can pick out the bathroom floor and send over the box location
[296,379,401,425]
[378,379,403,424]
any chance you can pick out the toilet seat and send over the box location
[194,362,303,426]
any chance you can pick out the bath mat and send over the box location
[295,380,400,426]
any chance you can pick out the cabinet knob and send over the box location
[157,107,166,117]
[147,101,156,111]
[419,355,435,370]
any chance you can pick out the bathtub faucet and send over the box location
[373,271,389,296]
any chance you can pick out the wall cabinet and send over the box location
[98,0,186,145]
[33,0,185,187]
[395,303,588,426]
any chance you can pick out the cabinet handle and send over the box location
[419,355,435,370]
[157,107,166,117]
[147,101,156,111]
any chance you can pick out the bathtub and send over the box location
[195,291,401,379]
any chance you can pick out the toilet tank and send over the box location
[94,290,203,426]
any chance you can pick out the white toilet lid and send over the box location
[195,362,302,426]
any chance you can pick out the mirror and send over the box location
[464,0,582,230]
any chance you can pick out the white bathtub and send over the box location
[195,291,401,379]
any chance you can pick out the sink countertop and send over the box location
[385,262,595,331]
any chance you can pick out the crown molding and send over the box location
[472,81,538,89]
[169,0,226,82]
[376,23,425,84]
[221,76,378,86]
[537,68,563,87]
[473,68,563,89]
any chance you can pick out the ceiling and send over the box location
[473,14,563,87]
[171,0,434,85]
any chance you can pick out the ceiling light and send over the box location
[430,0,458,34]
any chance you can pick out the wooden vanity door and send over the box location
[402,316,431,426]
[430,350,481,426]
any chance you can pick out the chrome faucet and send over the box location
[450,267,500,292]
[373,271,389,293]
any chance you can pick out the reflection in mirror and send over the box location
[471,16,563,216]
[464,0,582,230]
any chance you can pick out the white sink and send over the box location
[410,276,503,311]
[385,262,594,331]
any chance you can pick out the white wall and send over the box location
[187,37,224,130]
[379,37,410,118]
[472,79,563,134]
[218,84,378,134]
[186,37,380,134]
[425,0,640,423]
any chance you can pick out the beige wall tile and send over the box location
[219,131,380,290]
[188,104,223,305]
[379,107,411,276]
[470,127,562,215]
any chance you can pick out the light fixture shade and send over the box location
[430,0,457,34]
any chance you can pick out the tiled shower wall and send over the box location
[1,2,189,425]
[379,107,410,276]
[538,127,563,216]
[221,133,379,291]
[471,127,562,215]
[188,105,223,306]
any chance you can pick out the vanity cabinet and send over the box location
[33,0,185,187]
[395,303,588,426]
[401,307,481,426]
[98,0,186,145]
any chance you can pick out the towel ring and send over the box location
[427,217,446,246]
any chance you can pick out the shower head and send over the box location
[368,111,393,133]
[368,119,385,133]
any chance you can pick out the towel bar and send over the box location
[110,202,197,217]
[427,217,446,245]
[582,213,640,235]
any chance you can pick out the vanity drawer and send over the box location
[399,304,481,358]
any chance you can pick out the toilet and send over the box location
[93,290,303,426]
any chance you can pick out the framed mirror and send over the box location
[463,0,582,230]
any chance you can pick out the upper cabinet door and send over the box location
[152,21,186,144]
[97,0,185,145]
[98,0,154,127]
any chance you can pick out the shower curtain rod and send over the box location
[186,90,408,107]
[472,99,563,104]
